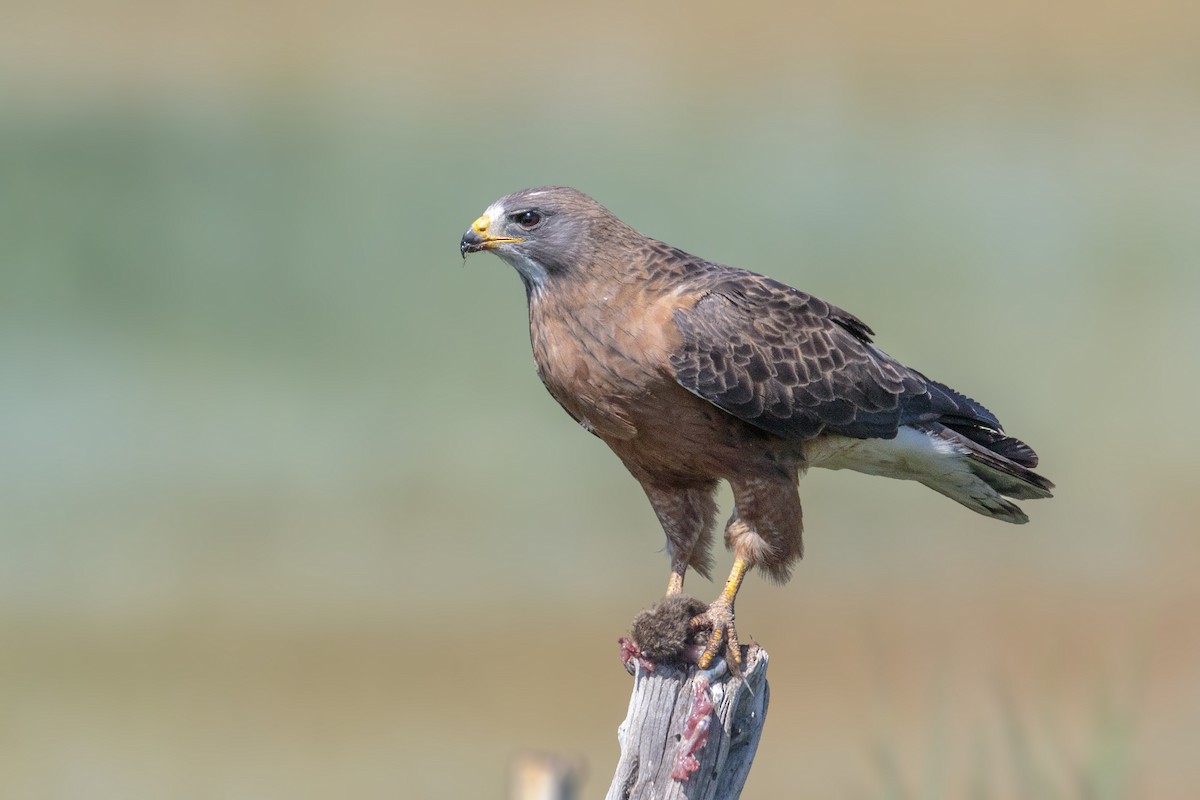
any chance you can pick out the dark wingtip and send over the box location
[983,433,1042,470]
[941,422,1043,471]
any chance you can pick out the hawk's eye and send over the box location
[513,210,542,229]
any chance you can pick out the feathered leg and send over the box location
[641,481,719,596]
[694,471,804,669]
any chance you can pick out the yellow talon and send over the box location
[692,556,750,669]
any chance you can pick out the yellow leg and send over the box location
[666,570,685,595]
[693,556,751,670]
[717,556,750,607]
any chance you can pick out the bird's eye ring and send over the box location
[512,210,542,229]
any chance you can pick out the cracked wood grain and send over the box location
[606,647,769,800]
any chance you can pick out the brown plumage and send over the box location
[460,186,1053,668]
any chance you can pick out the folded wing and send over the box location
[670,269,1001,442]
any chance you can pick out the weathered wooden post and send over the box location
[606,597,770,800]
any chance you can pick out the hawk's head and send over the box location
[460,186,631,291]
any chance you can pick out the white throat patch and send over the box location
[497,247,549,289]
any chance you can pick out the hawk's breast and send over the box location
[527,289,648,442]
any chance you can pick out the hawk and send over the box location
[460,187,1053,669]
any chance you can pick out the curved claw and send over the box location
[690,601,743,672]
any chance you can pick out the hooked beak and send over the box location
[460,214,523,257]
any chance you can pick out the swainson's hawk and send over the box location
[460,187,1053,669]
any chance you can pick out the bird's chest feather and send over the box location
[526,286,805,481]
[527,288,679,442]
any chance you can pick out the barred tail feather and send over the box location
[806,422,1054,525]
[915,422,1054,523]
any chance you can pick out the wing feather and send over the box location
[669,269,996,442]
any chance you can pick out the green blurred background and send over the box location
[2,1,1197,797]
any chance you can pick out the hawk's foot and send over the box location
[689,600,744,673]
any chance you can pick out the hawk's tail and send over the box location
[915,422,1054,524]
